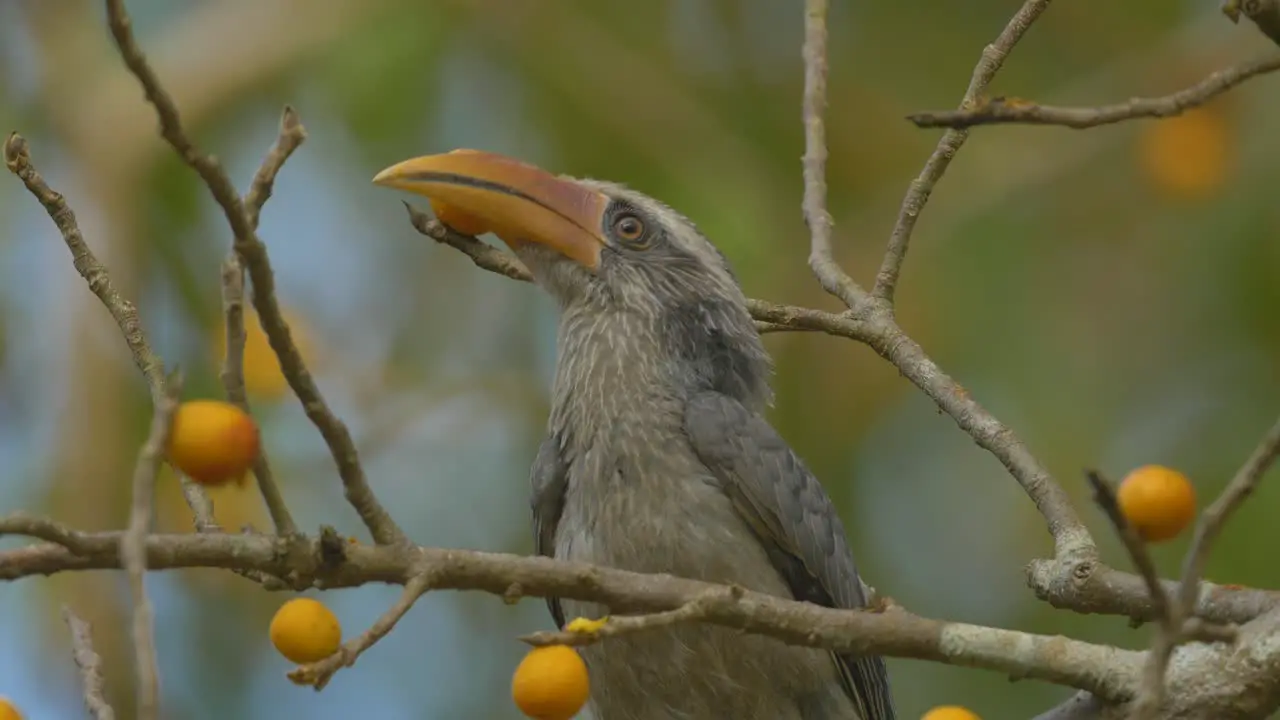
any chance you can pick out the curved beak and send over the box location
[373,149,609,270]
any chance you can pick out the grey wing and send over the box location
[530,434,568,629]
[684,391,896,720]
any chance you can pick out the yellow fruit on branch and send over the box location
[1138,107,1232,199]
[512,644,589,720]
[215,308,317,401]
[1117,464,1197,542]
[166,400,261,486]
[269,598,343,664]
[0,697,23,720]
[921,705,981,720]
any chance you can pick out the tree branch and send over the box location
[2,131,218,529]
[521,586,747,647]
[1178,415,1280,616]
[801,0,870,310]
[103,0,405,547]
[218,106,310,538]
[120,373,183,720]
[0,514,1140,700]
[1026,557,1280,626]
[872,0,1057,306]
[1088,471,1178,720]
[859,316,1090,558]
[62,607,117,720]
[289,571,437,690]
[1085,471,1174,630]
[1086,468,1239,719]
[907,56,1280,130]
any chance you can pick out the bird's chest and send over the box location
[554,433,756,583]
[548,427,844,720]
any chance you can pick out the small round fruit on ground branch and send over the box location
[166,400,261,486]
[269,598,343,664]
[1116,464,1198,543]
[512,645,590,720]
[0,697,23,720]
[921,706,981,720]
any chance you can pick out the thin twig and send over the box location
[0,512,94,552]
[121,372,182,720]
[244,106,307,228]
[801,0,869,310]
[219,255,295,535]
[103,0,405,547]
[1178,415,1280,616]
[216,106,307,537]
[907,56,1280,129]
[288,572,437,690]
[62,606,117,720]
[872,0,1056,305]
[403,202,534,282]
[1085,470,1173,624]
[3,132,218,528]
[1085,469,1177,720]
[521,586,746,648]
[1086,469,1237,720]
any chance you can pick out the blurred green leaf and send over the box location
[316,2,452,163]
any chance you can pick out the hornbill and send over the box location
[374,150,895,720]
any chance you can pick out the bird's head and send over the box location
[374,149,772,405]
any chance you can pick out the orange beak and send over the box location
[373,149,610,269]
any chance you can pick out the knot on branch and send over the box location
[1026,556,1097,608]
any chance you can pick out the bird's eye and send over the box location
[612,214,647,244]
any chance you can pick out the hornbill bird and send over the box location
[374,150,895,720]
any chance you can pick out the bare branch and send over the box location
[3,131,164,399]
[62,607,117,720]
[403,202,534,282]
[0,512,95,552]
[217,106,310,537]
[522,586,746,648]
[1085,471,1173,627]
[289,572,436,690]
[121,373,182,720]
[1026,557,1279,626]
[244,106,307,228]
[1086,469,1239,719]
[103,0,405,547]
[872,0,1056,306]
[907,56,1280,130]
[861,317,1090,557]
[801,0,869,309]
[0,516,1141,700]
[1085,470,1178,720]
[218,255,296,534]
[3,131,218,528]
[1178,415,1280,616]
